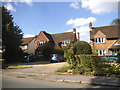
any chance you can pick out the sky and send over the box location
[2,0,119,42]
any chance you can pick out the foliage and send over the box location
[54,48,64,55]
[92,46,98,55]
[64,53,120,77]
[2,6,23,62]
[41,43,55,58]
[73,41,92,55]
[111,18,120,25]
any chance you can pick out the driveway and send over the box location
[2,61,68,79]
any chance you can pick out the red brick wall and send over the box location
[34,32,49,49]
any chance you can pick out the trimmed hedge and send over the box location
[65,54,120,77]
[66,54,101,73]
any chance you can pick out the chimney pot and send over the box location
[89,22,92,29]
[73,28,76,33]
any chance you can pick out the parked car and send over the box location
[50,54,65,63]
[23,55,36,63]
[101,53,119,63]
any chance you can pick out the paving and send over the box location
[2,61,120,87]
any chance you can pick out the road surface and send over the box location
[2,77,116,88]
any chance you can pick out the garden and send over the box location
[56,41,120,78]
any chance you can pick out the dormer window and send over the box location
[94,38,105,43]
[62,40,70,46]
[37,41,45,47]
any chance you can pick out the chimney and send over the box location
[73,28,76,33]
[73,28,77,43]
[89,22,92,31]
[77,32,80,41]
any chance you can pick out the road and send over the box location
[2,61,119,88]
[2,77,116,88]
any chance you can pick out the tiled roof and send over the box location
[90,25,120,39]
[42,31,54,43]
[22,31,76,49]
[51,32,74,48]
[109,39,120,49]
[22,37,35,45]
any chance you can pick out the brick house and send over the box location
[90,22,120,55]
[21,28,79,56]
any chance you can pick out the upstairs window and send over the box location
[94,38,105,43]
[37,41,45,47]
[62,40,70,46]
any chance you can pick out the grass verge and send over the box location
[56,65,70,72]
[6,66,32,69]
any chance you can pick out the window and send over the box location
[98,50,105,55]
[21,45,27,50]
[37,51,43,56]
[94,38,105,43]
[62,40,70,46]
[37,41,45,47]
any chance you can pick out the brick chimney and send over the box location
[89,22,92,31]
[73,28,77,43]
[77,32,80,41]
[73,28,76,33]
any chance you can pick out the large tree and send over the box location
[111,18,120,25]
[2,6,23,62]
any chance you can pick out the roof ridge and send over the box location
[93,25,119,28]
[23,37,35,39]
[51,31,73,35]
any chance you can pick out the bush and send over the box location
[41,43,55,58]
[74,55,101,73]
[65,54,101,73]
[54,48,64,55]
[73,41,92,55]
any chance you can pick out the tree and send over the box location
[2,6,23,62]
[111,18,120,25]
[41,43,55,59]
[73,41,92,55]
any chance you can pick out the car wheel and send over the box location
[50,61,53,63]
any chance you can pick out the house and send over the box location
[21,28,79,56]
[21,37,36,54]
[89,22,120,55]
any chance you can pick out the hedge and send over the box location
[66,54,101,73]
[66,54,120,77]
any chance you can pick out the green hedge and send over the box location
[66,54,101,73]
[65,54,120,77]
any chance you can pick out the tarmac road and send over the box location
[2,77,116,88]
[2,61,120,89]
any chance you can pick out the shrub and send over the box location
[73,41,92,55]
[75,55,101,72]
[41,43,55,58]
[54,48,64,55]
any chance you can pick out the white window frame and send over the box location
[21,45,27,50]
[38,41,45,46]
[62,40,70,46]
[98,50,106,55]
[94,38,105,43]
